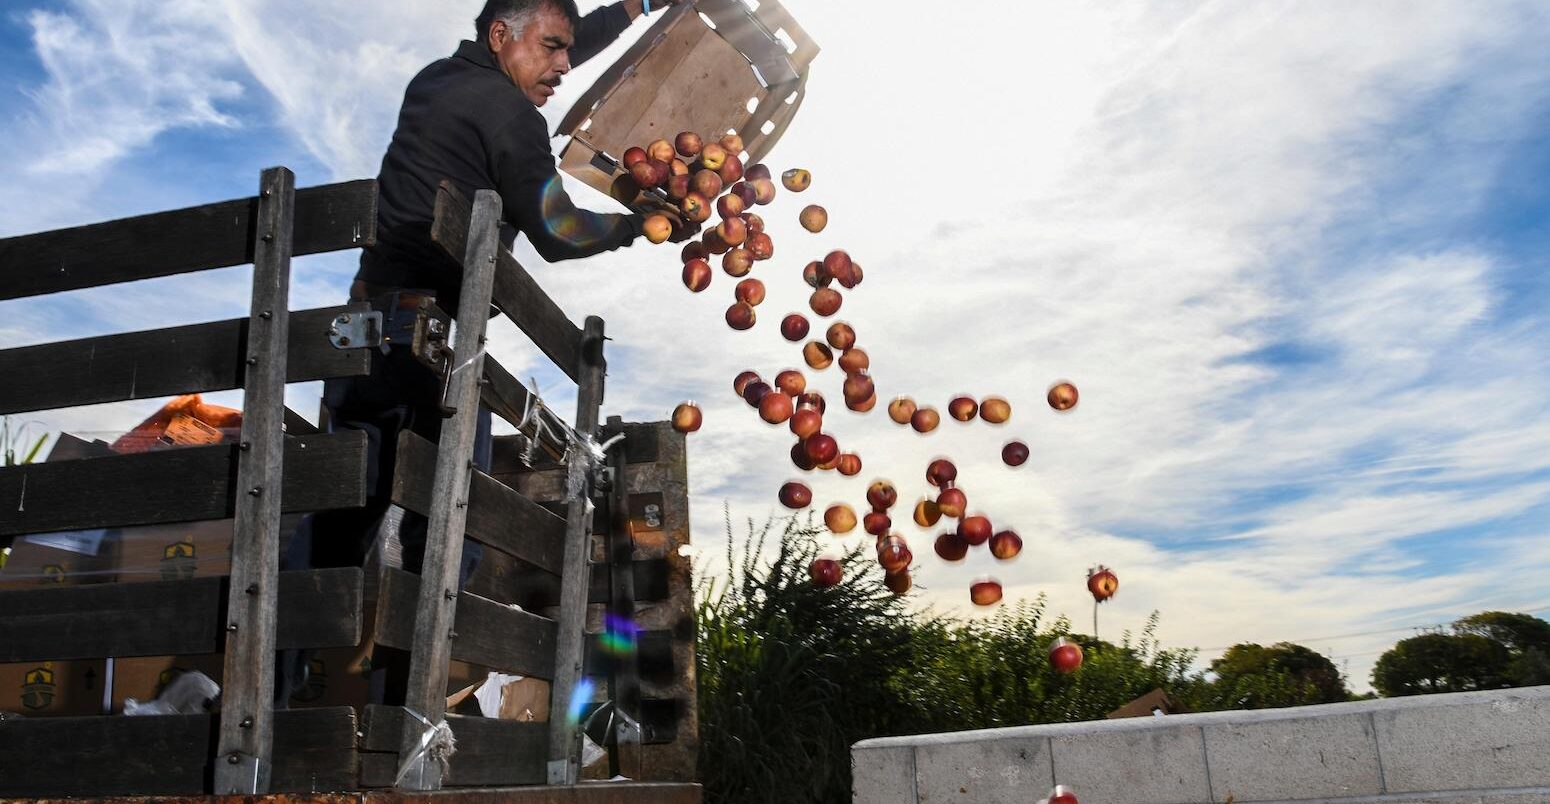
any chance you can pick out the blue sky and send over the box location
[2,0,1549,692]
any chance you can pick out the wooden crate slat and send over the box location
[0,713,210,796]
[392,431,565,575]
[430,181,584,383]
[375,568,558,679]
[362,706,546,787]
[0,567,359,663]
[511,558,672,609]
[269,706,361,793]
[0,304,371,416]
[0,179,376,301]
[0,431,368,538]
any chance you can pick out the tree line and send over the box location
[695,518,1550,803]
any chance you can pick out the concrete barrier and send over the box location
[852,685,1550,803]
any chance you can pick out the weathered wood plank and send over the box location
[0,305,371,416]
[216,166,294,794]
[392,431,565,575]
[0,179,376,301]
[431,181,583,382]
[510,558,672,609]
[548,315,608,784]
[0,431,368,538]
[0,568,362,662]
[270,706,361,793]
[362,706,546,787]
[376,569,558,680]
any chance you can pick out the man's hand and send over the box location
[632,196,701,243]
[625,0,688,20]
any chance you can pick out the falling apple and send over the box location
[717,193,746,219]
[789,408,822,439]
[798,392,827,414]
[750,178,777,205]
[747,232,774,261]
[691,169,723,199]
[745,163,772,182]
[936,487,967,518]
[970,577,1003,607]
[800,205,828,233]
[733,371,761,397]
[681,192,711,223]
[745,212,766,235]
[720,132,745,154]
[836,453,862,476]
[934,532,968,562]
[809,557,842,588]
[884,571,912,596]
[877,535,912,574]
[671,402,702,434]
[980,396,1012,424]
[725,301,756,331]
[1087,565,1119,603]
[780,313,810,341]
[804,432,839,465]
[914,498,942,527]
[863,511,892,537]
[1002,440,1030,467]
[675,131,703,158]
[957,515,992,546]
[759,391,793,425]
[717,155,744,185]
[682,259,712,292]
[647,138,675,163]
[774,369,806,397]
[699,142,728,170]
[824,503,857,534]
[989,530,1023,560]
[723,248,753,277]
[825,322,856,351]
[736,277,766,307]
[778,481,812,509]
[742,380,772,408]
[866,480,898,510]
[790,440,816,471]
[809,288,843,317]
[838,348,869,374]
[926,458,957,488]
[948,395,978,422]
[888,397,917,425]
[803,341,834,370]
[852,393,878,413]
[642,214,673,244]
[1048,381,1079,412]
[842,372,874,406]
[1048,637,1084,674]
[911,407,941,433]
[1048,785,1079,804]
[781,168,812,192]
[681,241,708,264]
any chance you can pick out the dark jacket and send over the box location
[358,4,643,310]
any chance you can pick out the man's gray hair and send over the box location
[475,0,582,43]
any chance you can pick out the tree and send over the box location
[1185,642,1350,711]
[1454,611,1550,687]
[1371,633,1512,696]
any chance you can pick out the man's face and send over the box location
[491,5,574,107]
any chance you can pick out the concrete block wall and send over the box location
[852,685,1550,803]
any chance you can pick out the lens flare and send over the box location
[567,677,597,726]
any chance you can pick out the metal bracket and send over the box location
[410,309,458,417]
[327,311,383,349]
[213,751,271,795]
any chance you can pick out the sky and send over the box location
[2,0,1548,694]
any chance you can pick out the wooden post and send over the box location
[603,415,642,779]
[394,189,503,791]
[547,316,607,785]
[214,167,295,794]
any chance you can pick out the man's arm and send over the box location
[492,108,645,262]
[571,1,684,67]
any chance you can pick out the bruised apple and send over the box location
[750,178,777,205]
[911,407,941,433]
[989,530,1023,560]
[774,369,806,397]
[789,408,822,439]
[809,557,842,588]
[888,397,917,425]
[803,341,834,370]
[682,259,712,292]
[810,288,843,317]
[699,142,728,170]
[725,301,756,331]
[781,167,812,192]
[836,453,862,476]
[914,498,942,527]
[824,503,857,534]
[647,138,675,163]
[759,391,793,424]
[675,131,703,158]
[957,515,993,546]
[681,192,711,223]
[642,214,673,244]
[722,248,753,277]
[948,396,978,422]
[736,277,766,306]
[803,261,832,289]
[866,480,898,510]
[671,402,702,434]
[778,481,812,509]
[1002,440,1030,467]
[934,532,968,562]
[720,132,744,154]
[1048,381,1079,412]
[970,577,1004,606]
[691,169,723,199]
[780,314,810,341]
[745,163,772,182]
[799,204,828,233]
[747,232,774,261]
[826,322,856,350]
[936,487,967,518]
[980,396,1012,424]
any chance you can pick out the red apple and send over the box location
[745,163,771,181]
[839,261,863,289]
[759,391,793,424]
[826,322,856,351]
[980,396,1012,424]
[884,571,912,596]
[824,503,857,534]
[778,480,812,509]
[671,402,701,434]
[823,250,853,286]
[629,157,658,187]
[717,193,746,220]
[682,258,712,292]
[1002,440,1030,467]
[1087,566,1119,602]
[799,205,828,233]
[863,510,891,537]
[936,488,967,518]
[803,260,832,289]
[843,373,875,408]
[789,408,822,439]
[836,453,862,476]
[681,241,708,264]
[989,530,1022,560]
[781,167,811,192]
[680,191,711,223]
[888,397,917,425]
[1049,785,1079,804]
[804,432,838,465]
[691,169,723,199]
[717,217,748,247]
[948,395,978,422]
[742,381,771,408]
[642,214,673,244]
[744,212,765,235]
[1048,381,1079,412]
[838,348,869,374]
[647,138,675,163]
[816,449,841,472]
[797,391,827,414]
[750,178,777,205]
[730,181,757,208]
[957,515,992,546]
[648,158,671,187]
[810,288,843,317]
[809,557,842,588]
[1049,638,1084,674]
[790,440,816,471]
[699,142,728,170]
[722,247,753,277]
[877,535,912,574]
[717,155,744,185]
[736,277,766,306]
[780,313,810,342]
[720,132,745,154]
[866,480,898,510]
[971,577,1004,607]
[852,392,877,413]
[926,459,957,488]
[803,341,834,370]
[675,131,703,158]
[622,146,648,169]
[914,498,942,527]
[746,232,774,261]
[669,158,690,178]
[934,532,968,562]
[725,301,756,330]
[733,370,761,397]
[911,407,941,433]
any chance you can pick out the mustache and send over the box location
[542,76,563,88]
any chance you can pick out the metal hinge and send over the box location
[327,311,383,349]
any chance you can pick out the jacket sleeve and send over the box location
[571,2,634,68]
[490,107,643,263]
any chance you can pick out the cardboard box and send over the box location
[0,536,118,590]
[113,520,233,584]
[0,660,108,716]
[109,653,225,713]
[556,0,818,197]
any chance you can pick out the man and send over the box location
[282,0,684,705]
